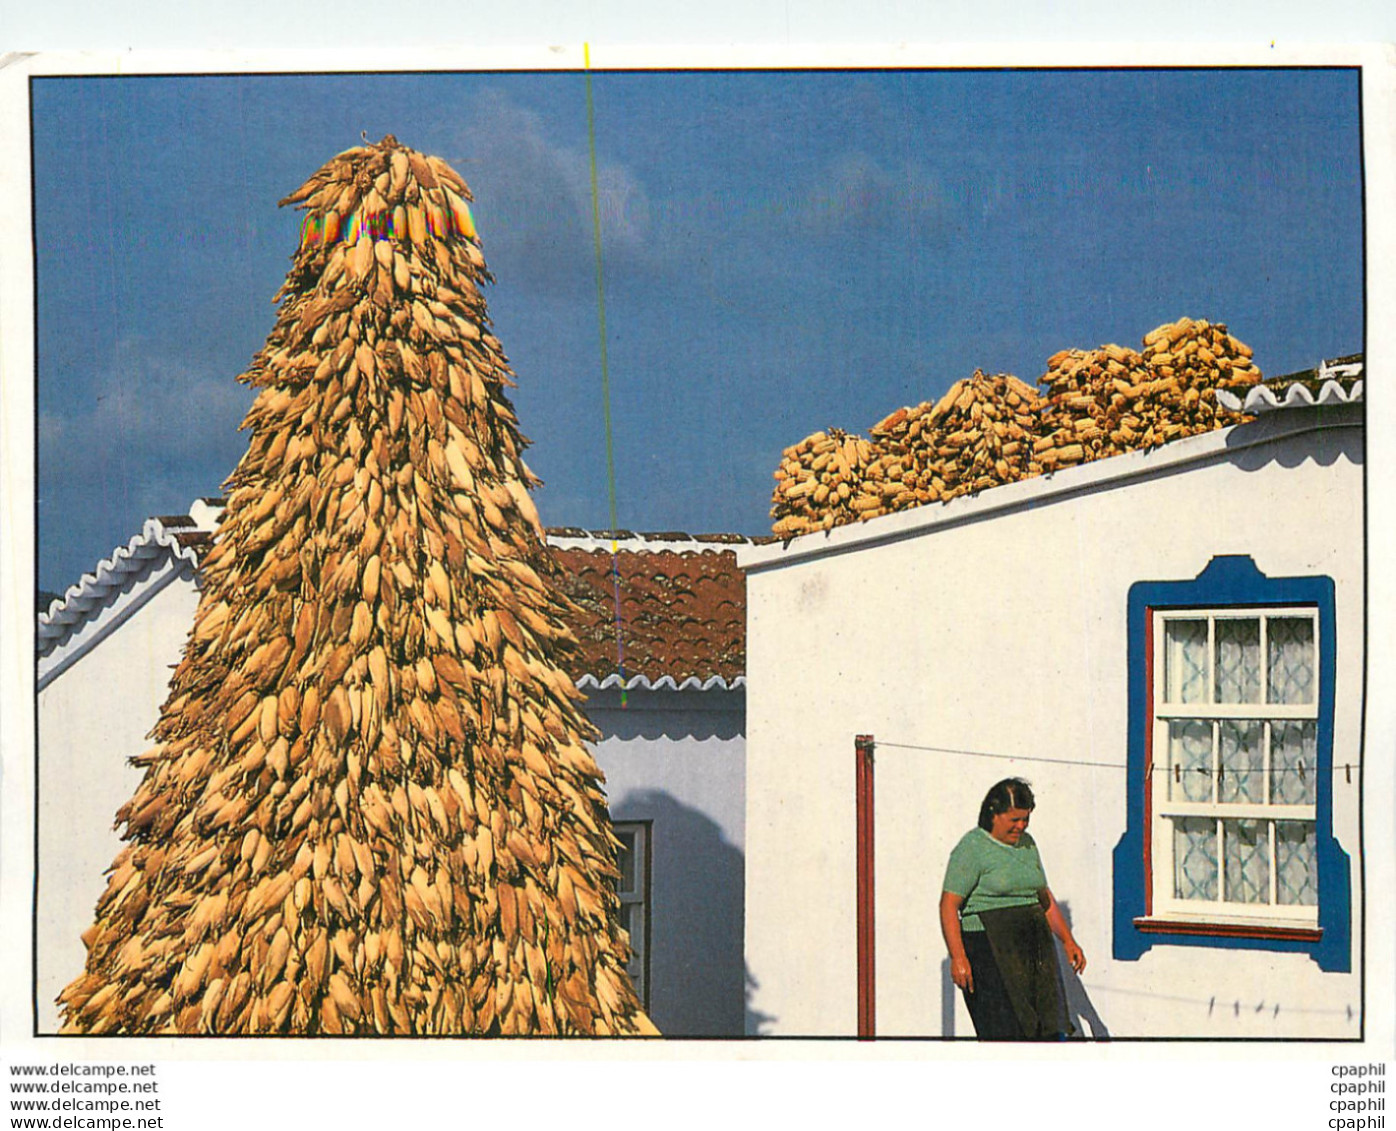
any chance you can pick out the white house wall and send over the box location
[36,569,202,1033]
[585,688,747,1037]
[742,415,1363,1038]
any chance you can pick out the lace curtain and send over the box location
[1268,617,1315,705]
[1163,615,1318,909]
[1164,616,1314,707]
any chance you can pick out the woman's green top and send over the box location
[942,828,1047,932]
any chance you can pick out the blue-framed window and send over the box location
[1112,555,1350,971]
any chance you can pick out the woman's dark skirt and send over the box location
[960,905,1069,1040]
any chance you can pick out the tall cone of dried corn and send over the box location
[58,135,655,1037]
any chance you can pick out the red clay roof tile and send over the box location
[548,545,746,684]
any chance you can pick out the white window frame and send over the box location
[613,821,652,1011]
[1148,605,1320,929]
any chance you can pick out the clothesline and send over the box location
[873,738,1363,780]
[875,740,1127,770]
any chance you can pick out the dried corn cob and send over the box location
[770,428,874,538]
[858,370,1043,516]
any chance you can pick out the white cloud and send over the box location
[39,337,256,590]
[41,336,253,492]
[448,89,655,294]
[788,150,948,235]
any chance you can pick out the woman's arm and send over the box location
[939,891,974,993]
[1039,887,1086,974]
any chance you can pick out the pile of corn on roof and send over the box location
[771,316,1262,538]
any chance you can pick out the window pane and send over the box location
[1276,821,1319,906]
[619,902,646,1002]
[1168,720,1214,802]
[1165,619,1209,704]
[1270,720,1318,805]
[617,902,638,952]
[1218,720,1264,803]
[1215,619,1261,704]
[615,829,637,894]
[1268,617,1316,705]
[1223,819,1270,904]
[1174,818,1218,901]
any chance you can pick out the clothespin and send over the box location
[1345,763,1351,784]
[1174,764,1181,783]
[1273,1003,1280,1019]
[1298,760,1306,783]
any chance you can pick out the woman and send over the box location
[940,778,1086,1040]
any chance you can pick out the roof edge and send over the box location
[38,504,216,650]
[546,530,757,554]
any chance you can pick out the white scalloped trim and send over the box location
[38,512,214,654]
[575,673,746,692]
[1217,376,1364,414]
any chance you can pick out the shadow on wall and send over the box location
[972,405,1364,532]
[938,901,1109,1039]
[745,967,777,1037]
[941,957,956,1036]
[590,707,743,743]
[610,788,768,1037]
[1056,900,1109,1039]
[1226,406,1364,472]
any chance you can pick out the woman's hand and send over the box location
[1063,939,1086,974]
[940,891,974,993]
[1040,887,1087,974]
[950,955,975,993]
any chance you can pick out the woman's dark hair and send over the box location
[978,778,1036,831]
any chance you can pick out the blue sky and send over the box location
[33,68,1363,594]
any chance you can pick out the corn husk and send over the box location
[59,135,654,1038]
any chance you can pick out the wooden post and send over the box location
[855,734,875,1039]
